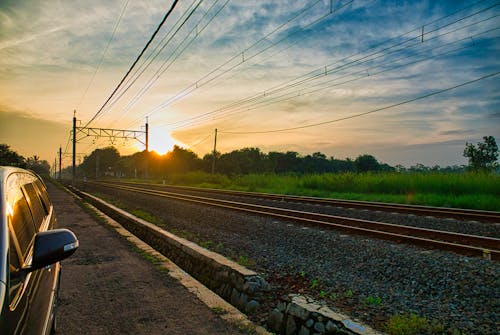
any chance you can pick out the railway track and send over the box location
[94,180,500,223]
[87,180,500,260]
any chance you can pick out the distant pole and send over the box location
[53,158,56,178]
[145,117,149,152]
[145,117,149,179]
[211,128,217,174]
[72,111,76,184]
[59,146,62,180]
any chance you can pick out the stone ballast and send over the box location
[74,188,381,335]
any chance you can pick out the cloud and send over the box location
[439,129,474,136]
[0,107,69,162]
[488,111,500,118]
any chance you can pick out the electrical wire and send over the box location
[142,0,352,120]
[77,0,130,111]
[219,71,499,134]
[83,0,180,128]
[163,3,499,129]
[99,0,204,124]
[146,0,495,125]
[185,133,213,149]
[118,0,229,120]
[203,23,500,123]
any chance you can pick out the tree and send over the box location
[0,144,26,167]
[80,147,121,178]
[26,155,51,175]
[463,136,499,172]
[268,151,302,174]
[164,146,201,174]
[354,154,380,172]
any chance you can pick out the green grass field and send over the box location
[145,171,500,211]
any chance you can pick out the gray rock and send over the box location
[246,300,259,314]
[314,321,325,333]
[305,318,314,328]
[287,303,310,320]
[238,293,248,309]
[278,301,288,312]
[325,320,339,333]
[230,288,239,306]
[298,325,310,335]
[267,308,284,333]
[245,281,260,295]
[286,316,297,335]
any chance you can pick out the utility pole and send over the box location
[145,117,149,179]
[72,111,76,184]
[145,117,149,152]
[211,128,217,174]
[59,146,62,180]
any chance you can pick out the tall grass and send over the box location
[156,171,500,211]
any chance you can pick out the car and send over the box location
[0,166,78,334]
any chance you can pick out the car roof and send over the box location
[0,166,32,182]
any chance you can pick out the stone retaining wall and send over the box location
[268,295,381,335]
[76,189,270,314]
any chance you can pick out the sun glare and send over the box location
[147,130,184,155]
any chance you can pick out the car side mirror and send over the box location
[29,229,79,272]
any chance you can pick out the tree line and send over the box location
[73,146,395,179]
[1,136,497,178]
[0,144,51,175]
[73,136,498,179]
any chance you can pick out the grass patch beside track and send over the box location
[125,171,500,211]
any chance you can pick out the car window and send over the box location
[33,179,51,214]
[8,233,23,302]
[9,190,36,260]
[23,183,47,230]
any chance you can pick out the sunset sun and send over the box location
[147,130,184,155]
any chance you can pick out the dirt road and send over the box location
[46,182,248,335]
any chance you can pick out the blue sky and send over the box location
[0,0,498,167]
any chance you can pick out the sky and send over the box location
[0,0,499,169]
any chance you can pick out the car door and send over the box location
[21,180,59,335]
[6,177,38,334]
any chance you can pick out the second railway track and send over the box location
[88,180,500,260]
[95,180,500,223]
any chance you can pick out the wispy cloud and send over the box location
[0,0,498,165]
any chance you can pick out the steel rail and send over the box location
[95,180,500,223]
[88,181,499,260]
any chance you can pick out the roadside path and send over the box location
[46,182,248,335]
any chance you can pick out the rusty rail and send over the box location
[95,180,500,223]
[85,181,500,260]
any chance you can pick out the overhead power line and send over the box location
[141,0,351,120]
[219,71,500,134]
[147,0,495,126]
[84,0,180,128]
[100,0,204,124]
[118,0,229,121]
[77,0,130,110]
[163,2,499,129]
[206,26,499,123]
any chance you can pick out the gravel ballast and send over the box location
[86,183,499,334]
